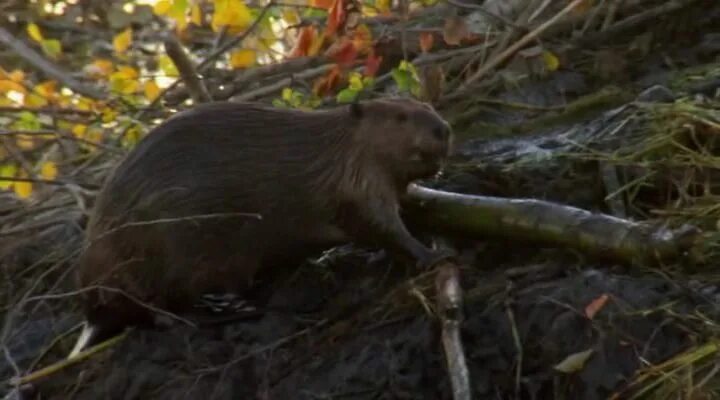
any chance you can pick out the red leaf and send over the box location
[364,51,382,77]
[290,26,317,58]
[326,0,346,37]
[313,64,342,96]
[419,32,434,53]
[310,0,334,9]
[585,294,610,320]
[326,39,357,67]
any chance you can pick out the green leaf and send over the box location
[391,68,410,91]
[169,0,189,18]
[336,88,359,103]
[0,164,18,189]
[348,73,363,91]
[158,54,179,77]
[14,111,41,131]
[40,39,62,59]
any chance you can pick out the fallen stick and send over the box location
[435,263,471,400]
[405,184,700,266]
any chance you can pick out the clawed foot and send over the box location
[417,248,458,269]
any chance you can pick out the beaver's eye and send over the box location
[396,112,408,123]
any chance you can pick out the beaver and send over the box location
[67,97,454,358]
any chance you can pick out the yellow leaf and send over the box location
[113,28,133,53]
[24,93,48,107]
[76,97,94,111]
[542,50,560,72]
[40,161,58,180]
[72,124,87,139]
[35,80,57,98]
[27,23,44,42]
[191,4,202,25]
[376,0,390,14]
[212,0,252,33]
[102,107,118,123]
[86,127,104,144]
[84,59,114,78]
[116,65,139,80]
[282,8,300,25]
[0,164,18,190]
[41,39,62,59]
[13,178,32,199]
[348,72,363,90]
[8,70,25,83]
[229,49,256,69]
[153,0,172,15]
[0,80,27,94]
[16,135,35,150]
[144,80,160,101]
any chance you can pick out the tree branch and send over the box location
[0,26,106,100]
[163,35,213,104]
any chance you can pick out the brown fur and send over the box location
[73,97,453,350]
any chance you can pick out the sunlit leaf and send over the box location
[191,4,203,25]
[8,70,25,83]
[419,32,434,53]
[116,65,139,80]
[16,135,35,150]
[352,24,372,54]
[0,164,18,190]
[40,161,58,180]
[72,124,87,139]
[326,39,357,66]
[282,8,300,25]
[310,0,334,9]
[40,39,62,59]
[158,54,180,77]
[376,0,390,14]
[35,80,57,99]
[336,88,358,103]
[230,49,256,68]
[144,80,161,101]
[154,0,172,15]
[542,50,560,72]
[312,64,341,96]
[290,26,318,57]
[554,349,594,373]
[391,60,421,97]
[13,177,32,199]
[113,28,133,53]
[326,0,346,37]
[102,107,119,123]
[348,72,363,91]
[24,93,48,107]
[212,0,252,33]
[26,23,43,42]
[84,59,114,79]
[0,80,27,94]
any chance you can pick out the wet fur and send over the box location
[71,98,452,355]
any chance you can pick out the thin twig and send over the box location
[446,0,586,101]
[0,106,95,116]
[7,331,129,387]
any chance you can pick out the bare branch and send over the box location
[0,26,106,100]
[163,35,213,104]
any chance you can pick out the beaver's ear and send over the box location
[349,101,363,119]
